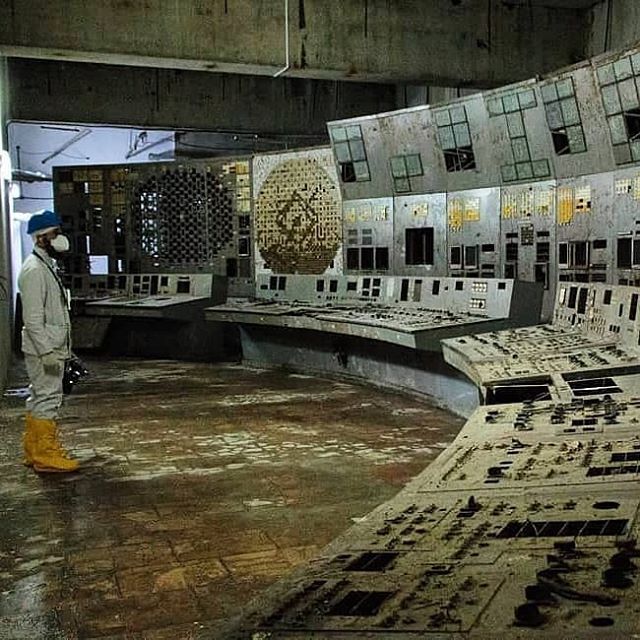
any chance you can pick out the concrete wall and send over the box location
[0,56,11,391]
[0,1,590,88]
[588,0,640,55]
[8,59,396,134]
[396,85,479,109]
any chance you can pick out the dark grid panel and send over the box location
[131,166,234,268]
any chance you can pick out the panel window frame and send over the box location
[330,125,372,183]
[389,153,424,193]
[434,105,477,173]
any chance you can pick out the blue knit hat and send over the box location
[27,210,62,236]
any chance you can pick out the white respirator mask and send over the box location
[49,234,70,253]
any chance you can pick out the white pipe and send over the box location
[41,129,91,164]
[273,0,290,78]
[125,135,174,159]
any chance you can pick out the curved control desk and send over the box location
[219,281,640,639]
[206,274,543,417]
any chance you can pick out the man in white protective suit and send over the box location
[18,210,79,473]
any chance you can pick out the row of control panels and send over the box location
[206,275,542,350]
[69,273,216,300]
[443,282,640,402]
[253,274,532,319]
[68,273,227,320]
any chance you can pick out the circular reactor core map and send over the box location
[255,158,341,274]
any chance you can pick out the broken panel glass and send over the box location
[330,126,347,142]
[511,137,531,163]
[541,83,559,104]
[556,78,574,99]
[341,162,356,182]
[609,114,628,144]
[405,154,423,177]
[601,84,622,116]
[502,93,520,113]
[445,147,476,172]
[552,129,570,155]
[518,89,537,109]
[567,126,587,153]
[453,122,471,147]
[506,112,525,138]
[624,108,640,140]
[349,139,366,162]
[497,519,628,538]
[618,77,640,111]
[545,101,564,129]
[614,56,634,81]
[596,63,615,86]
[346,552,398,572]
[390,156,407,178]
[560,98,581,126]
[516,162,534,180]
[328,590,393,616]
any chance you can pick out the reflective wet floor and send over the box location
[0,358,464,639]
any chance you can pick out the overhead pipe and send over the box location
[273,0,290,78]
[41,128,91,164]
[12,169,52,182]
[40,125,81,132]
[125,135,174,159]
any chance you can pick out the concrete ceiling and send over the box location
[0,0,598,89]
[501,0,601,7]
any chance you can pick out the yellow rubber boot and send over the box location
[24,414,68,466]
[30,417,79,473]
[22,413,35,467]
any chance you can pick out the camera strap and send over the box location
[32,250,71,311]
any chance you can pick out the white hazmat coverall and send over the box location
[18,246,72,420]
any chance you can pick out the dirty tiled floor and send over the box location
[0,358,464,639]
